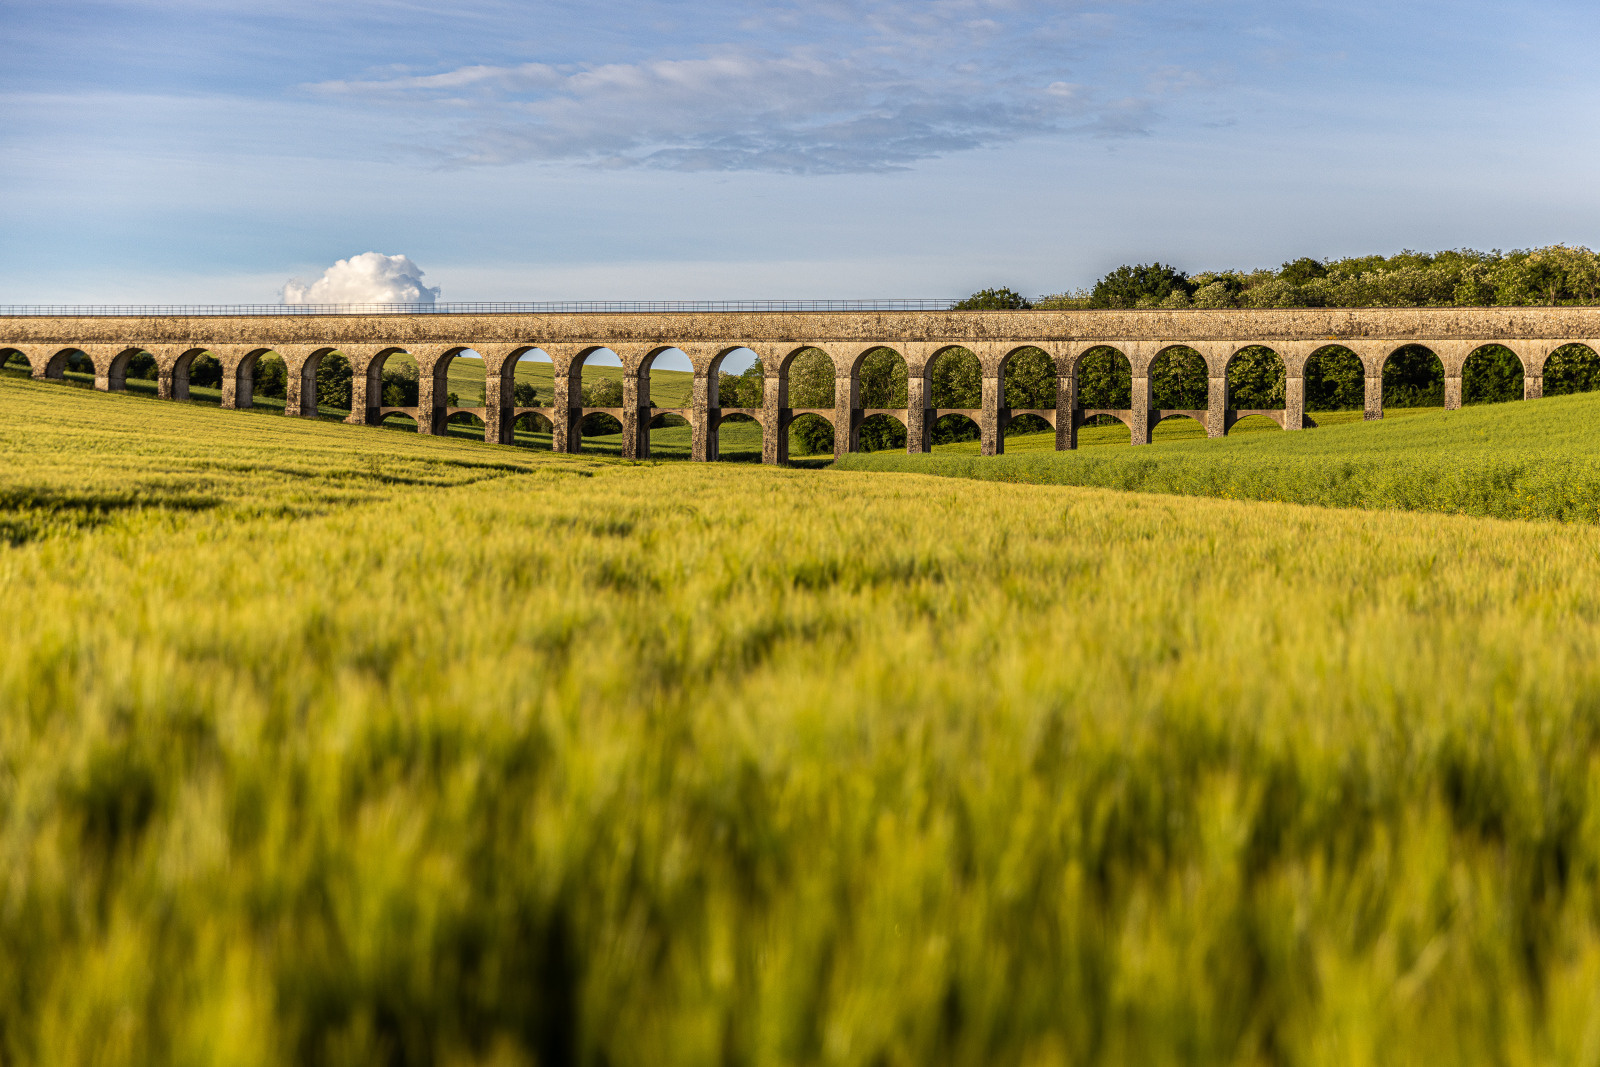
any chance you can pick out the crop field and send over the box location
[4,374,1600,1065]
[843,392,1600,522]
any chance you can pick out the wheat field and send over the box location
[3,375,1600,1065]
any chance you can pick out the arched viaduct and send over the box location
[2,306,1595,463]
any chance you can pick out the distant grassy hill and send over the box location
[838,393,1600,522]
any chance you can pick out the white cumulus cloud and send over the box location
[282,252,441,304]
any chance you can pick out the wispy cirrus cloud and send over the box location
[307,3,1200,173]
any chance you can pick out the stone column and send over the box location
[621,373,642,459]
[762,371,785,465]
[1284,374,1305,430]
[485,372,510,444]
[551,373,575,453]
[284,364,304,416]
[906,372,931,453]
[1364,374,1383,420]
[158,368,176,400]
[1526,374,1544,400]
[1206,371,1228,438]
[417,364,442,434]
[1444,374,1463,410]
[1055,372,1076,450]
[1130,375,1152,445]
[833,375,854,459]
[981,372,1004,456]
[220,366,239,409]
[691,371,713,462]
[347,364,371,425]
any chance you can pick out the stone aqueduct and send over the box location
[2,307,1595,462]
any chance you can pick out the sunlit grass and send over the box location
[4,376,1600,1065]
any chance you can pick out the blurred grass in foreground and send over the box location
[839,393,1600,522]
[4,377,1600,1065]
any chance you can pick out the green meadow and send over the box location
[844,394,1600,522]
[4,375,1600,1065]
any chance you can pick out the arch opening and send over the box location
[501,348,551,412]
[1080,413,1133,447]
[713,411,762,463]
[1382,345,1443,408]
[855,412,907,454]
[437,348,486,414]
[929,346,981,444]
[715,347,765,407]
[856,347,907,452]
[46,348,94,385]
[1304,346,1364,411]
[1227,346,1285,409]
[1152,411,1206,442]
[931,413,981,448]
[511,411,554,451]
[1006,413,1053,439]
[1002,347,1057,410]
[1543,344,1600,396]
[0,349,29,377]
[379,412,419,432]
[173,349,224,404]
[1076,347,1132,409]
[1228,414,1283,435]
[302,349,353,417]
[787,411,836,459]
[785,348,837,456]
[1151,346,1207,410]
[1462,345,1525,405]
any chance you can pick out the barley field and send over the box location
[4,375,1600,1065]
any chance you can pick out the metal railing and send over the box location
[0,299,963,317]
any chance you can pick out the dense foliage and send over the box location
[1037,246,1600,309]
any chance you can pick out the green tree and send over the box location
[786,349,836,456]
[1303,348,1364,411]
[952,287,1033,310]
[315,352,353,412]
[1463,346,1524,404]
[189,353,223,388]
[1150,348,1207,409]
[1077,347,1131,408]
[381,362,418,407]
[1382,346,1444,408]
[1545,345,1600,395]
[856,349,908,452]
[583,377,623,407]
[1089,263,1192,309]
[929,348,982,443]
[513,382,539,407]
[1227,348,1286,408]
[1002,348,1056,410]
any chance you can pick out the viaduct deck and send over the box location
[3,307,1596,462]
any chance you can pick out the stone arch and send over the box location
[1073,346,1133,410]
[1382,344,1444,409]
[1462,344,1527,405]
[1228,413,1285,435]
[854,346,908,411]
[1226,346,1286,410]
[780,346,836,411]
[1303,345,1365,411]
[1150,345,1208,410]
[1543,343,1600,396]
[1000,345,1059,410]
[1078,409,1133,445]
[855,409,907,453]
[43,347,94,382]
[102,347,148,393]
[170,347,223,403]
[378,410,419,432]
[0,347,35,377]
[425,346,487,437]
[445,407,487,439]
[785,409,836,461]
[712,346,766,409]
[639,345,691,412]
[926,345,982,450]
[293,346,344,417]
[511,409,556,450]
[497,346,551,410]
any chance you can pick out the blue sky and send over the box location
[4,0,1600,303]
